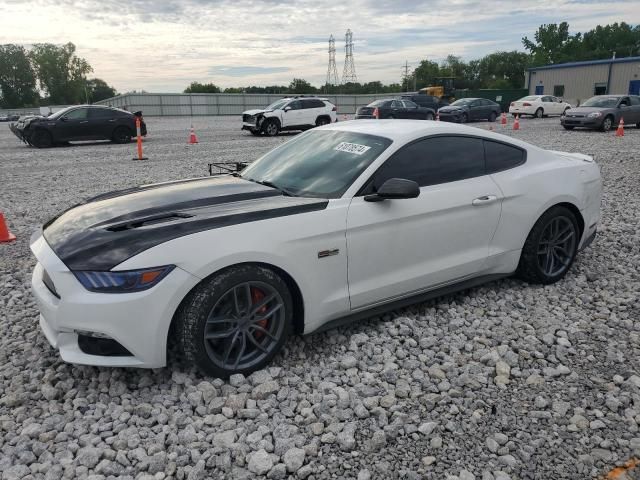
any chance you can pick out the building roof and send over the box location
[527,56,640,72]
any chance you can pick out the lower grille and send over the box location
[78,335,133,357]
[243,114,255,123]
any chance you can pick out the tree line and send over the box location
[0,42,116,109]
[2,22,638,108]
[185,22,640,95]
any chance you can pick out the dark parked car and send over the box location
[9,105,147,148]
[561,95,640,132]
[437,98,501,123]
[400,93,449,110]
[355,98,435,120]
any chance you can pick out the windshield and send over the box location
[265,99,289,110]
[451,99,473,106]
[241,130,393,198]
[581,96,619,108]
[47,106,76,120]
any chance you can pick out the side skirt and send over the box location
[309,273,510,334]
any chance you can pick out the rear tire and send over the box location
[175,265,293,378]
[534,108,543,119]
[516,206,579,285]
[315,117,330,127]
[262,120,279,137]
[31,129,53,148]
[112,127,132,144]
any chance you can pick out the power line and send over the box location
[326,35,339,86]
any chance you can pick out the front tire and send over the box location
[601,116,614,132]
[175,265,293,378]
[563,125,575,130]
[262,120,280,137]
[112,126,132,144]
[517,206,579,284]
[31,129,53,148]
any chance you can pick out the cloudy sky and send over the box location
[2,0,639,92]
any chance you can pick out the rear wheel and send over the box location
[263,120,279,137]
[488,112,497,122]
[31,129,53,148]
[315,116,330,127]
[112,127,132,144]
[601,116,614,132]
[534,108,543,119]
[175,265,293,377]
[517,206,579,284]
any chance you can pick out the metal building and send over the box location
[524,56,640,106]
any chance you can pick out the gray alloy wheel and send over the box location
[112,126,132,144]
[535,108,543,118]
[263,120,279,136]
[460,113,468,123]
[517,206,579,284]
[175,264,292,377]
[315,117,330,127]
[601,116,613,132]
[31,129,53,148]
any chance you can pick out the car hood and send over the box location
[243,109,273,116]
[42,176,328,271]
[438,105,468,113]
[565,106,610,114]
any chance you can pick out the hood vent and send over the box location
[106,213,193,232]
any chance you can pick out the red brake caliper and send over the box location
[250,287,268,339]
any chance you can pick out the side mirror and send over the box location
[364,178,420,202]
[284,106,292,112]
[619,104,628,108]
[60,117,68,122]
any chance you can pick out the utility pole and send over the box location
[402,61,411,92]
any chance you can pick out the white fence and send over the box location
[95,93,393,116]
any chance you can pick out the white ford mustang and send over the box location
[30,120,602,377]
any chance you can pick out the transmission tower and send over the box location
[325,35,339,86]
[342,29,357,84]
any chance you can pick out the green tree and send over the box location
[85,78,116,102]
[29,42,92,104]
[477,51,531,88]
[0,44,39,108]
[184,81,221,93]
[288,78,317,94]
[413,59,440,89]
[522,22,576,65]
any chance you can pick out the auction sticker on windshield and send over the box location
[334,142,371,155]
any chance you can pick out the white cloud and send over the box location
[1,0,638,92]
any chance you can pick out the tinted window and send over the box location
[630,96,640,106]
[63,108,88,120]
[369,136,485,190]
[391,100,403,109]
[287,101,301,110]
[89,108,116,119]
[301,99,325,109]
[402,100,418,108]
[241,130,392,198]
[484,140,525,173]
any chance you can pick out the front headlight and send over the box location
[588,112,602,118]
[73,266,175,293]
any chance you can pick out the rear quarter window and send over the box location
[484,140,526,173]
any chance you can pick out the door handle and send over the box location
[108,119,116,122]
[472,195,497,206]
[79,120,88,124]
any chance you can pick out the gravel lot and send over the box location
[1,116,639,480]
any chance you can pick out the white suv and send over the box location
[242,97,337,136]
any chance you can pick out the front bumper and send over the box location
[509,107,534,116]
[561,116,601,128]
[242,122,259,132]
[9,123,27,142]
[30,234,200,368]
[438,112,464,123]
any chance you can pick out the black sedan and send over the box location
[561,95,640,131]
[437,98,501,123]
[9,105,147,148]
[355,98,435,120]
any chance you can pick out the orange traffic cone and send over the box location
[0,213,16,243]
[513,115,520,131]
[615,117,624,137]
[188,126,198,144]
[501,113,507,127]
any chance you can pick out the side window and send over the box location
[484,140,526,173]
[630,96,640,106]
[301,99,324,109]
[619,97,630,106]
[369,136,485,190]
[391,100,403,109]
[402,100,417,109]
[287,101,301,110]
[470,100,481,107]
[88,108,115,119]
[63,108,88,120]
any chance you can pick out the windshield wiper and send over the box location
[245,178,296,197]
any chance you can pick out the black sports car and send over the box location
[355,98,435,120]
[9,105,147,148]
[437,98,501,123]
